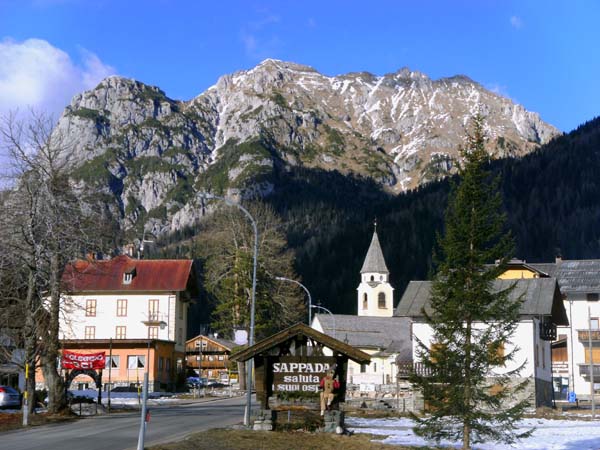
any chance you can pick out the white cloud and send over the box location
[0,38,115,118]
[510,15,523,29]
[485,82,517,103]
[240,11,283,60]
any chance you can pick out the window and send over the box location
[148,299,159,321]
[591,318,600,330]
[127,355,146,369]
[158,357,164,370]
[85,299,97,317]
[106,356,120,369]
[148,327,159,339]
[178,328,183,345]
[378,292,386,309]
[84,326,95,339]
[116,326,126,339]
[373,363,377,372]
[588,293,599,302]
[370,275,375,282]
[178,302,183,320]
[218,355,224,361]
[362,293,368,310]
[166,358,171,372]
[360,364,367,373]
[117,299,127,317]
[123,268,136,285]
[585,347,600,363]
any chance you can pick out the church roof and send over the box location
[360,230,389,274]
[314,314,412,360]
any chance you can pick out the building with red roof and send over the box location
[37,255,198,393]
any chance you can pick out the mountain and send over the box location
[54,59,559,235]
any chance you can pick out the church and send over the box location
[311,225,565,409]
[311,225,412,387]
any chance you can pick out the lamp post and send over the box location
[275,276,312,325]
[311,305,335,339]
[200,193,258,427]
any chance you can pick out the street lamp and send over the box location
[200,193,258,427]
[311,304,335,339]
[275,276,312,325]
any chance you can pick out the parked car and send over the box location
[0,385,21,409]
[186,377,207,389]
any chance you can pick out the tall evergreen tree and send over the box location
[410,115,531,449]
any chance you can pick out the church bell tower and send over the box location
[356,222,394,317]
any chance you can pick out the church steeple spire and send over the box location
[360,223,389,274]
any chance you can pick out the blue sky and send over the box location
[0,0,598,132]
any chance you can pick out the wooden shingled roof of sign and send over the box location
[230,323,371,365]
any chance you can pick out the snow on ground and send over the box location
[347,416,600,450]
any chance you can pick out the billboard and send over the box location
[61,351,106,370]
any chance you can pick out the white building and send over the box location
[507,259,600,401]
[397,278,568,407]
[312,227,412,387]
[36,254,197,391]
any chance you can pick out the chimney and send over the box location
[555,255,563,264]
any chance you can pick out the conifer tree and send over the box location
[410,115,531,449]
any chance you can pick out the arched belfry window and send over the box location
[378,292,386,309]
[370,275,375,281]
[362,293,368,309]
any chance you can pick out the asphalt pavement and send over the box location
[0,395,247,450]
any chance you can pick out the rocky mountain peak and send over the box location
[53,60,561,234]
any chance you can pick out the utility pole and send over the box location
[108,338,112,414]
[22,363,29,426]
[200,193,258,427]
[589,306,596,417]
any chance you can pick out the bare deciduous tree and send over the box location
[0,110,113,415]
[194,200,305,340]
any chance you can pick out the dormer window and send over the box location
[123,267,136,285]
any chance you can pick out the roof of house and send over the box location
[61,255,194,293]
[530,260,600,293]
[395,278,569,326]
[502,259,552,277]
[315,314,412,360]
[360,230,389,274]
[186,334,236,350]
[230,323,371,364]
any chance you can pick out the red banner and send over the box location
[61,351,106,370]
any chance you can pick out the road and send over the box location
[0,396,246,450]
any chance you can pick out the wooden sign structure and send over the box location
[231,323,370,411]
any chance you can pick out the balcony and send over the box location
[577,330,600,342]
[142,312,168,327]
[396,361,434,378]
[578,364,600,378]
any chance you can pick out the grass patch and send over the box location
[197,138,272,193]
[0,412,76,433]
[148,428,419,450]
[270,91,288,109]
